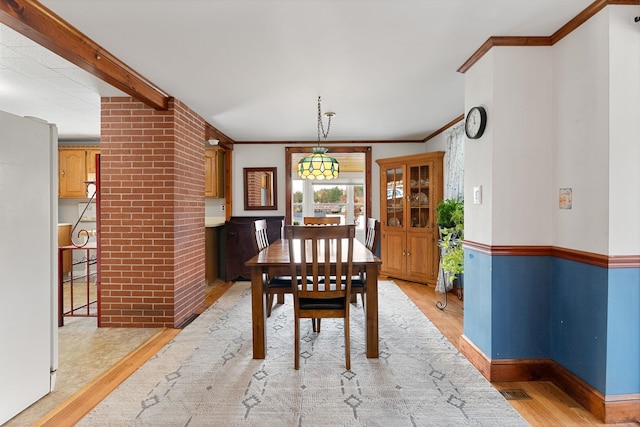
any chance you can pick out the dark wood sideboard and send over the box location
[224,216,284,281]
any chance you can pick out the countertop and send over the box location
[205,216,226,227]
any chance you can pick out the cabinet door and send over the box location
[406,230,436,281]
[407,161,434,230]
[59,149,87,198]
[380,229,406,277]
[205,148,224,198]
[86,149,100,179]
[382,164,405,229]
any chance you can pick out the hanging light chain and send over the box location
[298,95,339,180]
[317,96,333,141]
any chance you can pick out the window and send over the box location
[293,181,365,225]
[286,147,372,242]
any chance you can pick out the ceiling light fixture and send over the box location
[297,96,339,180]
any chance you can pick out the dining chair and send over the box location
[351,218,380,305]
[251,219,291,317]
[303,216,341,225]
[285,224,355,370]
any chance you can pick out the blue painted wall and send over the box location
[463,249,492,355]
[463,249,640,396]
[492,256,551,359]
[606,268,640,395]
[551,258,608,392]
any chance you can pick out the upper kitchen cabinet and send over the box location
[376,151,444,285]
[205,147,225,198]
[58,147,99,198]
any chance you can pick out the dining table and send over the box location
[245,237,382,359]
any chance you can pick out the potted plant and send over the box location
[439,229,463,284]
[436,198,464,285]
[436,198,464,233]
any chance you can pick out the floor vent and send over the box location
[500,389,532,400]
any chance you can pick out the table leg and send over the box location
[251,267,267,359]
[365,264,379,358]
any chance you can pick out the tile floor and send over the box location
[4,315,159,426]
[4,279,223,426]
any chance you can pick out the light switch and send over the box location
[473,185,482,204]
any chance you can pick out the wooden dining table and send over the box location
[245,237,382,359]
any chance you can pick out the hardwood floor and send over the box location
[30,278,637,426]
[394,278,640,427]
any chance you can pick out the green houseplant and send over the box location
[436,198,464,284]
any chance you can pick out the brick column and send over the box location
[99,97,205,327]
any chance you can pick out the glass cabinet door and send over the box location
[384,166,404,228]
[408,163,431,229]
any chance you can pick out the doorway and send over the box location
[285,146,372,242]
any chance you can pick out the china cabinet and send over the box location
[376,151,444,285]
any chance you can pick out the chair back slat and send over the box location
[251,219,270,253]
[364,218,380,253]
[285,225,355,299]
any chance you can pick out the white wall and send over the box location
[491,46,553,246]
[464,4,640,252]
[231,142,425,220]
[464,46,555,247]
[553,9,611,254]
[608,5,640,255]
[425,131,448,152]
[464,50,495,245]
[551,5,640,256]
[205,197,226,217]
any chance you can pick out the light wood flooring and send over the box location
[394,278,640,427]
[8,279,638,426]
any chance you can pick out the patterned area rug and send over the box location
[78,281,528,426]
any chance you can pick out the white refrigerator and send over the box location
[0,111,58,424]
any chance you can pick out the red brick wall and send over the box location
[99,96,205,327]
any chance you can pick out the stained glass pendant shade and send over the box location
[297,147,339,180]
[297,96,339,180]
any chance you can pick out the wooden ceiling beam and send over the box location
[0,0,170,110]
[205,122,235,150]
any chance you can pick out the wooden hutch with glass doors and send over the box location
[376,151,444,285]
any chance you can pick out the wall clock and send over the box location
[465,106,487,139]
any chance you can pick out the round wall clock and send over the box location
[465,106,487,139]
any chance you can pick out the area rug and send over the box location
[78,281,528,426]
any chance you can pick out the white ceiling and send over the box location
[1,0,594,142]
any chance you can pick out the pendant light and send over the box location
[297,96,339,180]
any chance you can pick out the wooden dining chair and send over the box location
[351,218,380,305]
[323,218,379,306]
[285,224,355,370]
[303,216,341,225]
[251,219,291,317]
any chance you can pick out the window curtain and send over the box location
[436,122,464,293]
[444,122,465,201]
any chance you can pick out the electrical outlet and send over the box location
[221,205,225,212]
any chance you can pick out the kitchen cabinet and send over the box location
[58,223,72,275]
[376,151,444,285]
[58,147,99,198]
[205,147,225,198]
